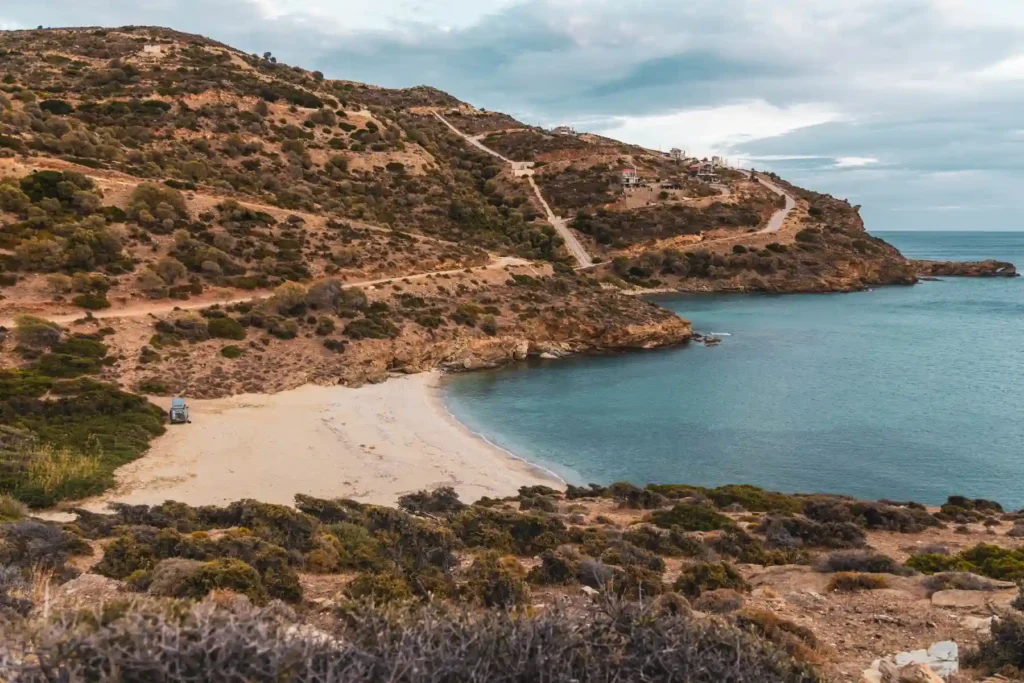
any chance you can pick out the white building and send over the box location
[620,167,642,187]
[552,125,577,136]
[670,148,684,161]
[711,155,728,168]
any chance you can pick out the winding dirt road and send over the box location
[0,257,529,328]
[434,113,593,268]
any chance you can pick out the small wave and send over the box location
[439,398,567,485]
[709,332,732,337]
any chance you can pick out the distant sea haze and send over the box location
[444,232,1024,508]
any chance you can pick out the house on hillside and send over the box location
[712,155,728,168]
[689,161,718,183]
[620,167,642,188]
[670,148,684,161]
[552,125,577,136]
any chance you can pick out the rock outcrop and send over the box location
[912,259,1018,278]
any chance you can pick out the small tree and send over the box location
[154,257,187,284]
[45,273,73,295]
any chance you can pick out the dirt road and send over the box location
[434,113,593,268]
[0,257,528,327]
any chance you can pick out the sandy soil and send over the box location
[75,372,561,511]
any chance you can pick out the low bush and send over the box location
[220,345,243,358]
[674,562,750,598]
[906,544,1024,581]
[818,550,909,575]
[964,610,1024,674]
[398,487,466,515]
[0,519,89,577]
[734,609,819,664]
[71,293,111,310]
[694,588,745,613]
[345,569,414,604]
[758,515,866,549]
[207,317,246,340]
[826,572,890,592]
[5,599,826,682]
[462,551,528,608]
[648,503,736,532]
[528,547,581,585]
[921,571,1009,594]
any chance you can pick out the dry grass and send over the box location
[24,443,103,497]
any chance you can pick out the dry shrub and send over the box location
[826,572,890,592]
[0,599,825,682]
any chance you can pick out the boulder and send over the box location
[893,641,958,678]
[931,588,1016,609]
[867,641,959,681]
[898,663,943,683]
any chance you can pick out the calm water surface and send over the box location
[444,232,1024,506]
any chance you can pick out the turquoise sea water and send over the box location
[443,232,1024,507]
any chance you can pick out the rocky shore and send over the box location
[911,260,1019,278]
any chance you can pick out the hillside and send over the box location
[0,27,1021,683]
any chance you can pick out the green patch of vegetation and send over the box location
[220,345,243,359]
[207,316,246,340]
[0,321,165,507]
[647,503,737,532]
[826,572,890,592]
[907,544,1024,581]
[673,562,749,599]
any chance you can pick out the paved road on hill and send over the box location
[434,113,593,268]
[751,174,797,233]
[0,257,529,328]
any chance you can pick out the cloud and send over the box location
[584,101,844,159]
[3,0,1024,229]
[834,157,880,168]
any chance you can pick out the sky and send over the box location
[4,0,1024,230]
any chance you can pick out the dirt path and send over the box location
[525,176,593,268]
[0,257,528,327]
[434,113,593,268]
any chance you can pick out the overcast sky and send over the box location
[4,0,1024,230]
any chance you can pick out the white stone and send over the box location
[892,641,958,678]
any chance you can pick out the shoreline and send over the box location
[429,374,568,489]
[69,372,563,513]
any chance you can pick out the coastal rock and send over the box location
[912,259,1018,278]
[866,641,959,681]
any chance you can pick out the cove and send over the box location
[443,232,1024,507]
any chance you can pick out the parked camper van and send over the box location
[169,397,190,424]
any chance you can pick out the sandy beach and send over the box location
[77,373,562,511]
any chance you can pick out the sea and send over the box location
[443,232,1024,508]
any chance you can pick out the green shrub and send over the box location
[826,572,890,592]
[398,486,467,515]
[818,550,909,575]
[462,551,528,608]
[187,558,267,603]
[648,503,736,532]
[905,552,974,575]
[345,569,413,603]
[207,317,246,340]
[528,547,581,585]
[220,345,243,359]
[673,562,749,598]
[71,293,110,310]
